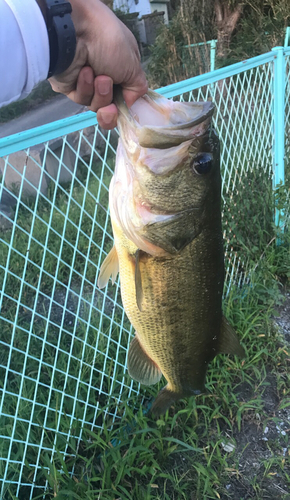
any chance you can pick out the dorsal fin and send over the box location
[97,246,119,289]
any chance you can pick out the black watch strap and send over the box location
[45,0,76,77]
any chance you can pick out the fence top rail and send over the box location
[0,111,98,158]
[0,47,283,157]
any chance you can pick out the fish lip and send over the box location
[114,87,215,129]
[114,87,215,148]
[140,99,215,132]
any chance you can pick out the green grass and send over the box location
[1,143,290,499]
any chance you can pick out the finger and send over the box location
[89,75,113,113]
[97,103,118,130]
[122,70,148,108]
[65,66,95,105]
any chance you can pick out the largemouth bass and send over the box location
[98,89,244,415]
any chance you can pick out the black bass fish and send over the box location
[98,89,244,415]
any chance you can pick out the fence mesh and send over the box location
[284,51,290,227]
[0,126,140,498]
[0,50,288,498]
[285,53,290,161]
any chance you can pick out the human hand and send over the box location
[49,0,148,129]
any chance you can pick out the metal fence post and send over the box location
[210,39,217,72]
[272,46,285,228]
[284,27,290,48]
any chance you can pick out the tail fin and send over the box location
[151,386,181,416]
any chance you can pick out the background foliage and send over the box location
[148,0,290,87]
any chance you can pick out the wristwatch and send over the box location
[45,0,76,77]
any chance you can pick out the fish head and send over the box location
[110,89,221,256]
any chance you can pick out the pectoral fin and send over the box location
[218,316,245,357]
[135,249,143,311]
[128,335,162,386]
[97,246,119,289]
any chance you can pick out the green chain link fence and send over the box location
[0,46,289,498]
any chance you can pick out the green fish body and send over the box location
[98,89,244,415]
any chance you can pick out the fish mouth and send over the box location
[114,87,215,149]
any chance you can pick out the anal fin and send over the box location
[151,386,181,416]
[218,316,245,358]
[97,245,119,289]
[128,336,162,386]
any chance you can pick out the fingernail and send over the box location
[84,70,94,85]
[97,79,111,96]
[101,112,115,124]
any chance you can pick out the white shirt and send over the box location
[0,0,49,108]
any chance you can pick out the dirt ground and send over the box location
[223,290,290,499]
[275,289,290,343]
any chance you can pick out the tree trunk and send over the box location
[214,0,243,58]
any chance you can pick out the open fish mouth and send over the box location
[114,87,215,149]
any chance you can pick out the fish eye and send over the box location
[193,153,213,175]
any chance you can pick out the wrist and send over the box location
[37,0,77,77]
[68,0,104,36]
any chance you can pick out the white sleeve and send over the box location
[0,0,49,108]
